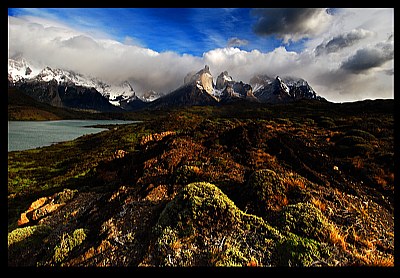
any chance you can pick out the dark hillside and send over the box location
[7,99,394,267]
[8,87,115,120]
[8,87,134,121]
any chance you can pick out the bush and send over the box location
[8,224,51,248]
[353,144,374,155]
[344,129,376,141]
[53,188,78,204]
[53,228,88,264]
[319,120,336,128]
[316,116,336,128]
[336,136,367,147]
[276,202,335,242]
[275,118,292,125]
[8,224,52,266]
[246,169,287,214]
[273,233,326,267]
[152,182,283,266]
[334,135,374,157]
[174,165,201,185]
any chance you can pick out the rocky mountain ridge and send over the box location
[149,65,325,109]
[251,74,326,104]
[9,58,326,112]
[8,58,146,107]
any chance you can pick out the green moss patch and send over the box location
[8,224,51,248]
[245,169,288,215]
[53,228,88,264]
[152,182,281,266]
[8,224,52,266]
[150,182,330,266]
[275,202,335,243]
[53,188,78,204]
[273,232,328,267]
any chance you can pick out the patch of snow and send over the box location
[109,100,121,106]
[211,88,223,98]
[252,83,264,93]
[8,58,41,82]
[223,75,233,82]
[8,57,138,107]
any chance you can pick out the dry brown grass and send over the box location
[374,175,387,188]
[247,257,259,267]
[352,157,364,169]
[283,175,307,190]
[170,239,182,252]
[273,195,289,210]
[353,249,394,266]
[311,197,326,212]
[329,226,347,250]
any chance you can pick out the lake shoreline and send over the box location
[8,120,138,152]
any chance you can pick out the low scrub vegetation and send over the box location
[8,99,394,267]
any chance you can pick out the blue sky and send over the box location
[8,8,394,102]
[8,8,301,56]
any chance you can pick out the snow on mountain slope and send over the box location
[8,58,143,107]
[8,58,42,82]
[141,90,161,102]
[250,74,324,103]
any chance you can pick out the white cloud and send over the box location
[8,9,394,103]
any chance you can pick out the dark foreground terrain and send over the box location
[7,99,394,268]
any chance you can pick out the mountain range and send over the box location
[8,58,327,112]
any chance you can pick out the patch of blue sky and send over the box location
[8,7,307,56]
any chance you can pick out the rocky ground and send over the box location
[7,99,395,268]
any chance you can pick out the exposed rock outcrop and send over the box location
[184,65,214,95]
[215,71,233,90]
[18,189,77,227]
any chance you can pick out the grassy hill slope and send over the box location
[7,99,394,267]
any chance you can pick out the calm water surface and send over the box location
[8,120,137,152]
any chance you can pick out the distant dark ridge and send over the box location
[8,87,120,120]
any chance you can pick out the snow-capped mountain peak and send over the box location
[250,74,324,103]
[275,76,290,95]
[141,90,161,102]
[35,66,91,86]
[8,58,146,108]
[8,58,41,82]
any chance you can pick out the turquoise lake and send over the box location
[8,120,137,152]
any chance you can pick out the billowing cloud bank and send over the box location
[8,8,393,102]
